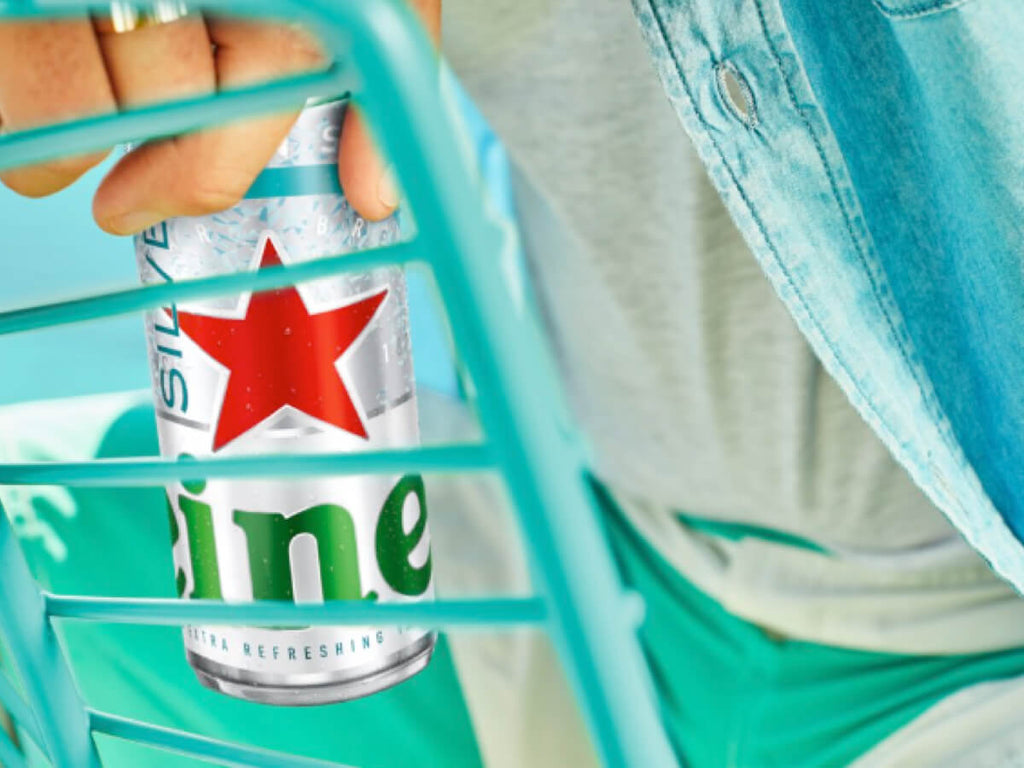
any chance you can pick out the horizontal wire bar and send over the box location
[0,241,421,337]
[0,443,493,487]
[89,710,353,768]
[0,67,347,173]
[0,673,44,756]
[46,596,548,628]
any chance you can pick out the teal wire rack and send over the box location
[0,1,676,766]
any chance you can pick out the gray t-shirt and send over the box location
[442,0,1024,652]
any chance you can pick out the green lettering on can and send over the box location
[233,504,362,601]
[177,493,222,599]
[165,495,187,598]
[376,474,432,596]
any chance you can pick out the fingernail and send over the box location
[105,210,162,236]
[377,165,399,209]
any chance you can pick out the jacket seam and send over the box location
[639,0,903,455]
[750,0,951,448]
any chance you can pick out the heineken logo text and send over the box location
[168,472,432,602]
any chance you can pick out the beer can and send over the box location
[134,99,436,705]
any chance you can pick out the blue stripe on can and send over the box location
[244,164,343,199]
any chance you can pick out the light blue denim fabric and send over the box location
[629,1,1024,592]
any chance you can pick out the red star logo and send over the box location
[175,238,388,451]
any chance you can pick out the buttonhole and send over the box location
[714,61,758,128]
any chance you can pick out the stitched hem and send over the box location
[873,0,977,21]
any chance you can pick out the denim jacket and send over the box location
[630,0,1024,591]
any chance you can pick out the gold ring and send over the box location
[107,1,190,33]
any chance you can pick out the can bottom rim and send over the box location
[187,633,436,706]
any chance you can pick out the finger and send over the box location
[409,0,442,42]
[90,14,214,233]
[93,14,215,106]
[0,19,115,197]
[93,20,325,235]
[338,0,440,222]
[339,108,398,222]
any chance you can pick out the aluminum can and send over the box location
[134,100,435,705]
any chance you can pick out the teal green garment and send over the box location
[598,485,1024,768]
[13,404,483,768]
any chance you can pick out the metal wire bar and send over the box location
[0,443,493,487]
[0,67,349,173]
[0,241,419,337]
[0,672,45,755]
[0,723,26,768]
[0,512,100,767]
[355,4,678,756]
[89,710,354,768]
[45,596,547,628]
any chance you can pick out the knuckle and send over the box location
[275,25,327,71]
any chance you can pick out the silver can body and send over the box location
[134,100,435,705]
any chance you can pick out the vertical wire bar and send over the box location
[0,672,45,754]
[0,512,100,768]
[321,3,677,765]
[0,723,26,768]
[433,238,675,768]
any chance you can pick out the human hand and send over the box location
[0,1,440,234]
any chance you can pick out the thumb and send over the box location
[338,107,399,222]
[338,0,440,222]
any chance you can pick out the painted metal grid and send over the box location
[0,1,676,765]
